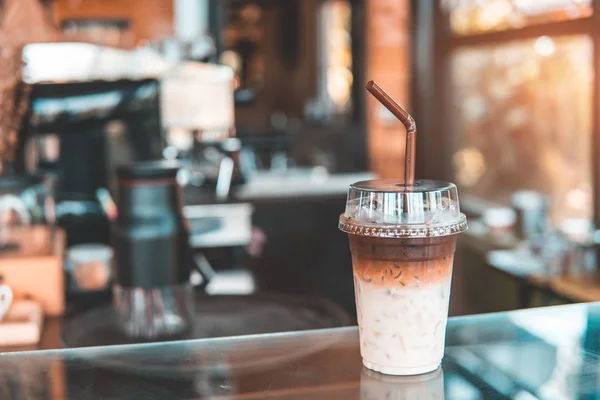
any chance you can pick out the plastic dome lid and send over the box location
[339,179,467,238]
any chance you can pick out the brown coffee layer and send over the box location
[349,234,456,287]
[352,256,453,286]
[348,235,457,262]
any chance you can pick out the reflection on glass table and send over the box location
[0,303,600,398]
[442,0,593,36]
[450,35,593,225]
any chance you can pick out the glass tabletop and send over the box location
[0,302,599,399]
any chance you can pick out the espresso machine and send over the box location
[26,80,163,247]
[18,42,252,300]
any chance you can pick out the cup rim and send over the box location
[338,214,468,238]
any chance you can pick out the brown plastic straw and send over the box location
[365,80,416,187]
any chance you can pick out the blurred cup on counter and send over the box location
[560,219,594,244]
[339,180,467,375]
[0,282,13,321]
[559,219,596,276]
[68,244,113,291]
[483,207,516,237]
[360,367,444,400]
[511,191,548,241]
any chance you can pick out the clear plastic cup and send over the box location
[68,244,113,291]
[339,180,467,375]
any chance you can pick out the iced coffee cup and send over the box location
[339,179,467,375]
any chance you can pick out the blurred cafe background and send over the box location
[0,0,599,350]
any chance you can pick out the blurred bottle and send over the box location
[111,161,201,339]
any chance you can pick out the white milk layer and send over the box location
[354,274,452,375]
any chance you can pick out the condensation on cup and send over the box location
[339,179,467,375]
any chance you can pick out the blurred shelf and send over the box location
[235,171,375,200]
